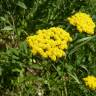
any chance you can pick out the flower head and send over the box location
[26,27,72,61]
[68,12,95,34]
[83,75,96,90]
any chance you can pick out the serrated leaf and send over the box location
[17,1,27,9]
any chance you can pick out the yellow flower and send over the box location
[68,12,95,34]
[41,52,48,58]
[31,49,37,55]
[59,44,68,50]
[83,75,96,90]
[49,55,56,61]
[26,27,72,61]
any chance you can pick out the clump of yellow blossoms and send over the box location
[83,75,96,90]
[26,27,72,61]
[68,12,95,34]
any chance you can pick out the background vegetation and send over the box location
[0,0,96,96]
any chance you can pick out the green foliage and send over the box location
[0,0,96,96]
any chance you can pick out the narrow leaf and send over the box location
[17,1,27,9]
[1,26,13,31]
[68,73,80,84]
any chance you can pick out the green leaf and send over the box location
[68,73,80,84]
[16,1,27,9]
[1,26,13,31]
[69,36,96,55]
[79,65,88,73]
[65,64,73,73]
[74,36,94,44]
[12,68,21,73]
[0,67,2,76]
[31,64,43,70]
[0,17,6,21]
[19,41,28,54]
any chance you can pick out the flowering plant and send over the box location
[26,27,72,61]
[68,12,95,34]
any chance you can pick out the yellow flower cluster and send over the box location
[68,12,95,34]
[26,27,72,61]
[83,75,96,90]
